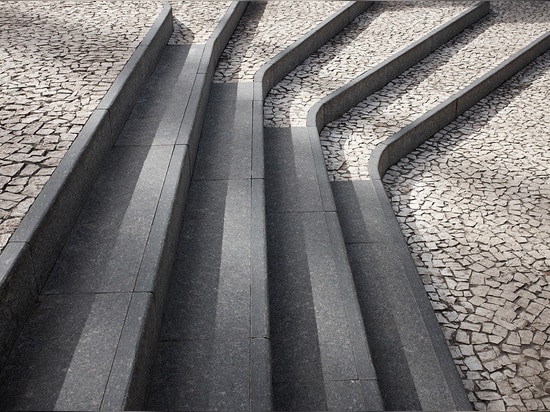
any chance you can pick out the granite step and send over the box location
[0,3,247,409]
[0,43,203,412]
[2,1,545,410]
[264,125,383,410]
[144,81,270,411]
[263,2,496,410]
[143,2,372,410]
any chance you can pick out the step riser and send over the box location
[2,1,547,409]
[109,3,251,409]
[304,2,496,410]
[372,30,550,179]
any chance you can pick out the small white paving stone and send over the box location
[168,1,231,45]
[321,1,550,182]
[264,1,474,127]
[0,1,230,254]
[213,1,344,83]
[0,1,165,253]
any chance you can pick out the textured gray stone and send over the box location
[266,208,382,409]
[97,5,173,137]
[146,339,250,411]
[273,380,327,412]
[326,379,381,411]
[0,293,131,411]
[250,178,269,339]
[0,242,37,368]
[115,45,198,147]
[267,211,327,388]
[192,89,253,180]
[264,127,323,213]
[160,179,251,342]
[100,292,157,411]
[331,180,393,244]
[43,145,171,294]
[250,337,273,411]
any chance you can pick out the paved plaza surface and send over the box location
[0,1,162,251]
[1,1,549,410]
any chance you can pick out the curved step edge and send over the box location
[252,1,382,410]
[250,2,373,410]
[371,29,550,178]
[99,2,250,410]
[255,1,374,101]
[303,2,492,411]
[253,1,373,180]
[0,3,173,371]
[251,2,378,410]
[308,1,490,131]
[364,28,550,411]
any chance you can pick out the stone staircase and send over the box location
[0,1,548,410]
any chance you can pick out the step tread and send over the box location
[144,82,268,411]
[266,127,383,410]
[0,44,200,410]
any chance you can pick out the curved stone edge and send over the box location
[307,1,490,130]
[363,31,550,409]
[255,1,373,102]
[370,29,550,179]
[252,1,373,181]
[0,3,173,371]
[253,2,383,409]
[98,2,251,410]
[304,2,492,410]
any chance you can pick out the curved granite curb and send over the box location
[253,0,373,177]
[308,1,490,130]
[0,3,173,370]
[370,29,550,178]
[256,2,384,409]
[363,29,550,410]
[304,3,491,410]
[100,2,250,410]
[255,1,373,102]
[246,3,376,408]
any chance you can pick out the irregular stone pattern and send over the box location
[264,1,474,128]
[168,1,230,45]
[383,50,550,411]
[321,1,550,182]
[0,1,230,253]
[213,1,344,83]
[0,1,162,252]
[2,0,549,408]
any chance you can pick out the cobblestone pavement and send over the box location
[213,1,344,83]
[169,1,230,45]
[320,1,550,182]
[264,1,475,127]
[384,50,550,411]
[0,1,228,253]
